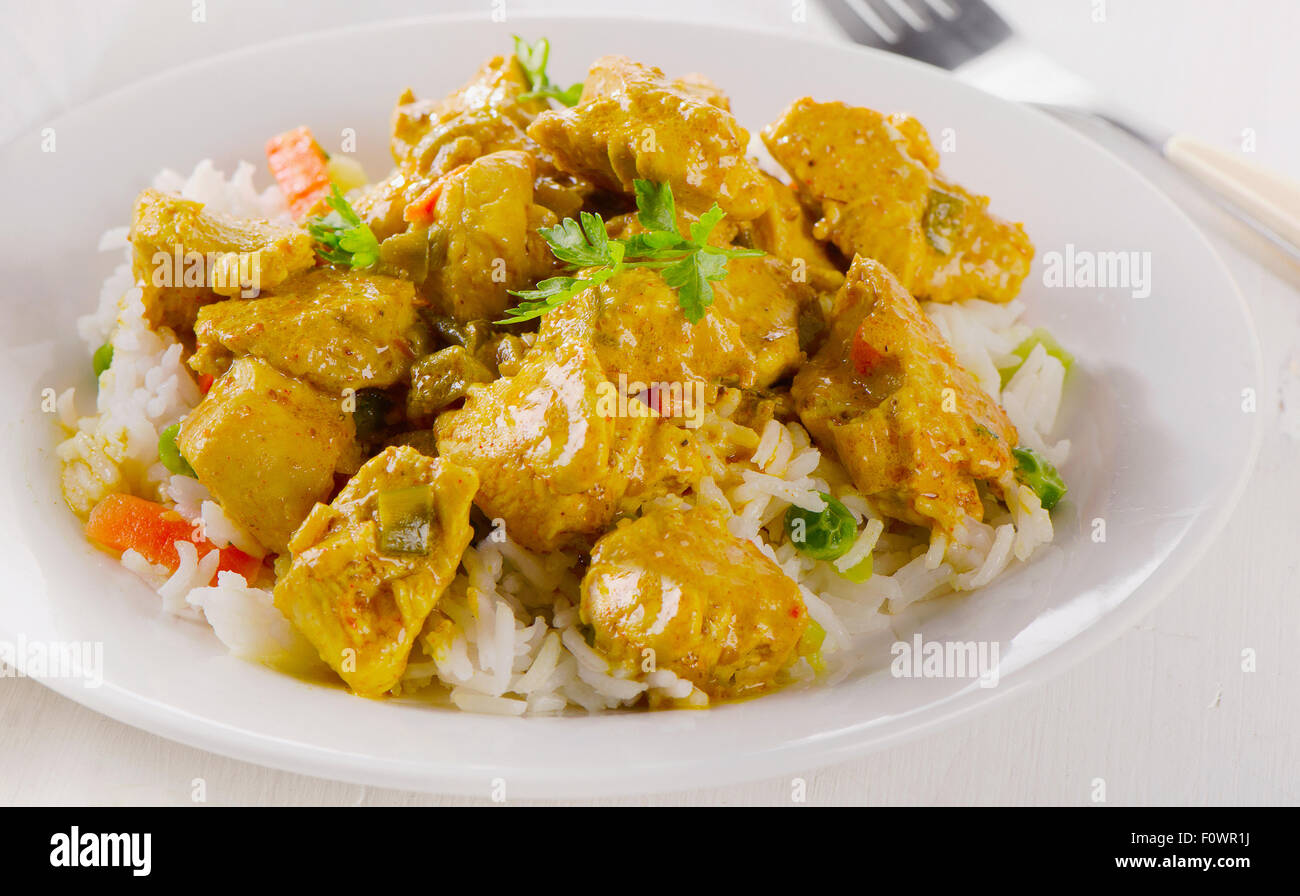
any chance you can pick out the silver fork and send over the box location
[822,0,1300,261]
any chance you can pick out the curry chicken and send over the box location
[75,38,1068,708]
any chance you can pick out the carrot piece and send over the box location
[265,126,332,220]
[86,494,263,585]
[197,373,215,396]
[851,323,886,376]
[403,165,467,227]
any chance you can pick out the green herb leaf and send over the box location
[499,244,625,323]
[552,82,584,106]
[538,213,614,266]
[513,33,549,81]
[306,184,381,270]
[634,179,679,234]
[513,36,583,107]
[500,181,762,324]
[660,255,712,324]
[689,204,727,245]
[622,230,689,256]
[498,277,592,324]
[661,250,733,324]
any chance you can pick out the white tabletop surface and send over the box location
[3,0,1297,806]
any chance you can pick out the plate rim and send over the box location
[7,9,1266,798]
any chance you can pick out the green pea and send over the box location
[92,344,114,379]
[158,423,196,478]
[1012,446,1066,510]
[785,493,858,561]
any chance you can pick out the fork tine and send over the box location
[880,0,933,32]
[823,0,1013,70]
[861,0,910,40]
[921,0,960,20]
[821,0,898,47]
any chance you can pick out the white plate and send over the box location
[0,13,1262,798]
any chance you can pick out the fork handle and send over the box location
[1163,134,1300,249]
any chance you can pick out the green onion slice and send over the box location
[377,485,434,555]
[1011,446,1067,511]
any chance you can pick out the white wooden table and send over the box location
[3,0,1296,805]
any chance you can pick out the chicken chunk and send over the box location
[791,257,1017,532]
[348,169,437,243]
[528,55,773,220]
[671,73,731,110]
[189,269,422,394]
[421,150,559,322]
[537,257,807,393]
[581,504,808,699]
[537,268,753,390]
[434,340,702,552]
[273,447,477,697]
[762,99,1033,303]
[719,256,811,387]
[130,189,315,331]
[390,54,590,219]
[177,357,354,553]
[744,174,845,293]
[391,54,546,176]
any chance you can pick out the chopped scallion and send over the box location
[377,485,434,555]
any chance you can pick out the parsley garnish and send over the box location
[306,184,380,270]
[513,36,583,107]
[499,180,762,325]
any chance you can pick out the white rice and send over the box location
[834,517,883,574]
[58,160,1070,714]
